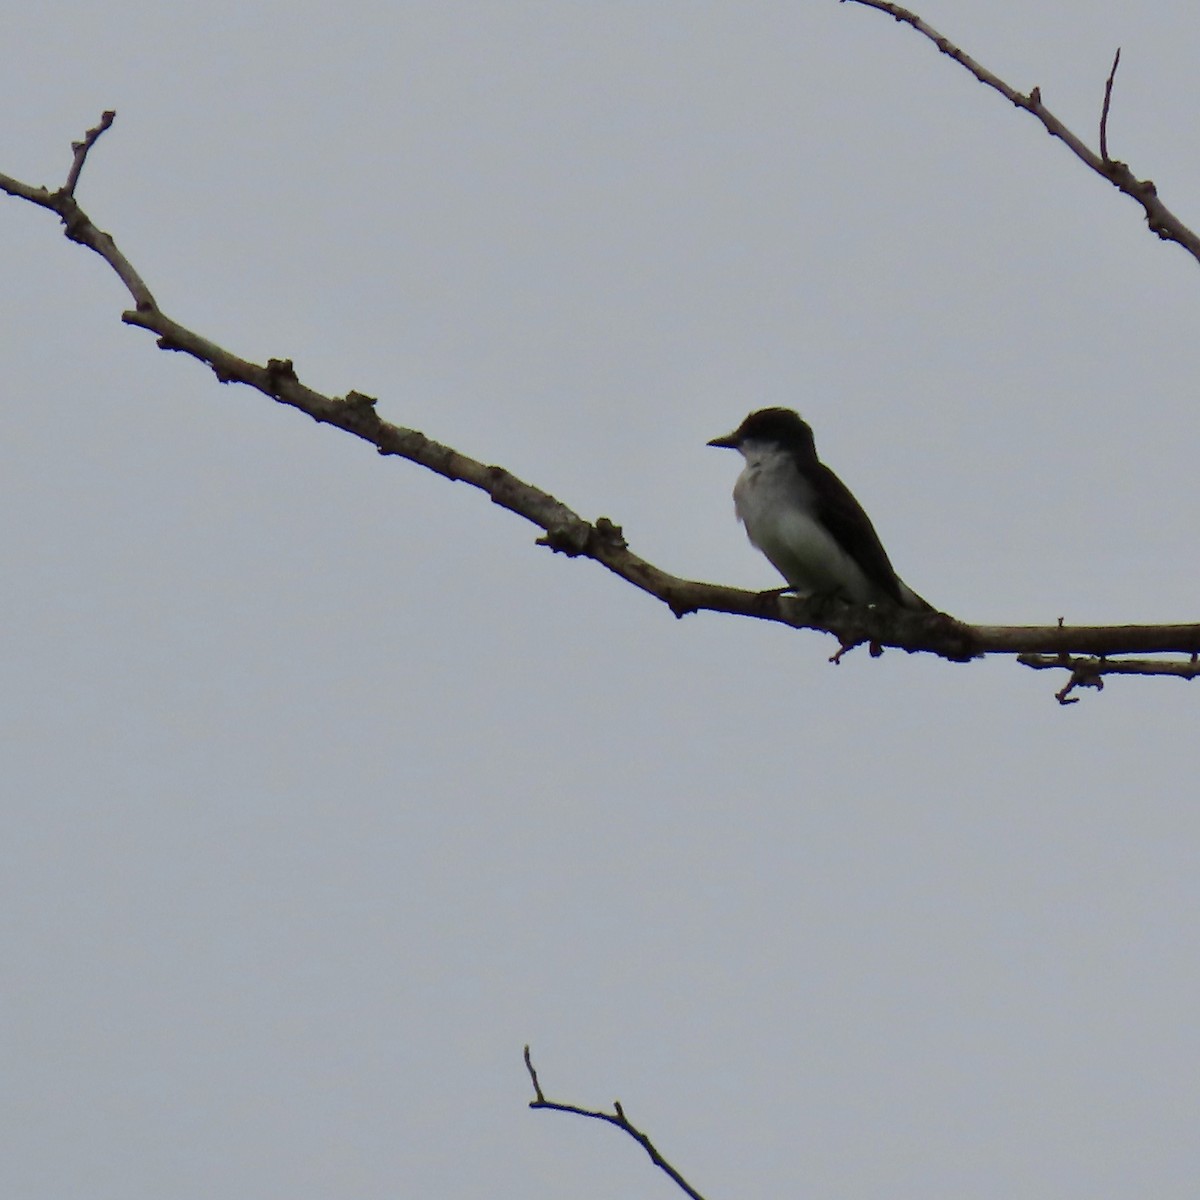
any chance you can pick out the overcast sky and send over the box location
[4,3,1200,1197]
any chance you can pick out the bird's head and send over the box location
[707,408,817,459]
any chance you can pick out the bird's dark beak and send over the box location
[707,431,739,449]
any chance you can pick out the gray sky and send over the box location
[4,3,1200,1197]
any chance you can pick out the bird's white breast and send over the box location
[731,442,876,603]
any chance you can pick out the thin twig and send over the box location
[1100,48,1121,163]
[843,1,1200,264]
[523,1047,709,1200]
[522,1045,546,1103]
[61,109,115,198]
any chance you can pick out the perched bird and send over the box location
[708,407,932,611]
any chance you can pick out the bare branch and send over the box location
[5,118,1200,701]
[1100,48,1121,163]
[523,1047,709,1200]
[843,1,1200,264]
[969,622,1200,658]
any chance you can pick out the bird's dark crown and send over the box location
[718,407,816,456]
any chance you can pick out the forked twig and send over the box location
[843,1,1200,262]
[523,1047,708,1200]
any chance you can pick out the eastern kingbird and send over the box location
[708,407,932,611]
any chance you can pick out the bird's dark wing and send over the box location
[809,461,905,605]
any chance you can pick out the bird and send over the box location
[708,407,932,611]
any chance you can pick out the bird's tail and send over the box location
[897,579,936,613]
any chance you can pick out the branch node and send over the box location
[266,357,298,386]
[666,591,699,619]
[536,521,593,556]
[343,389,378,411]
[592,516,627,550]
